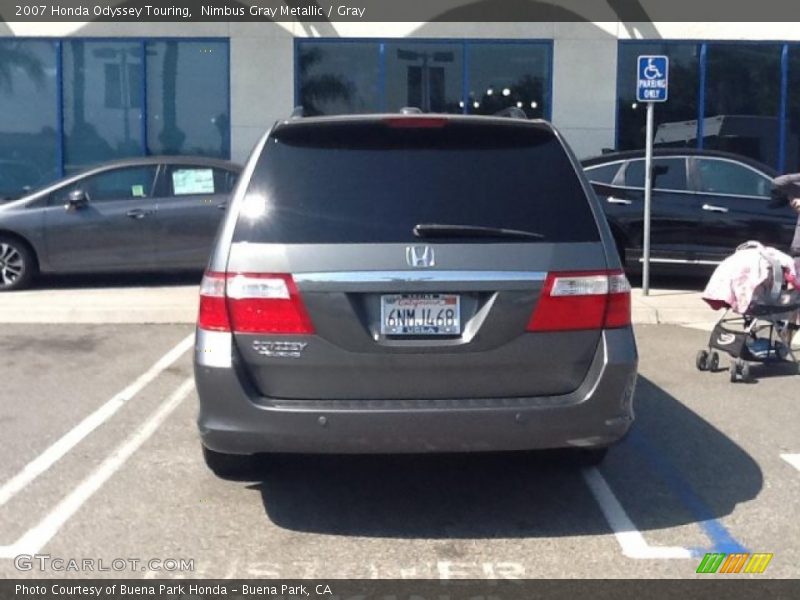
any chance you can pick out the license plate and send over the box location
[380,293,461,336]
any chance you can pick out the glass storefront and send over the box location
[146,41,229,157]
[0,39,59,198]
[617,42,699,153]
[617,41,799,172]
[296,39,552,119]
[0,38,229,197]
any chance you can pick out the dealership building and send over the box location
[2,19,800,196]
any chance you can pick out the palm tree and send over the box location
[298,46,354,116]
[0,41,45,94]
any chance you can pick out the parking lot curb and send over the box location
[630,289,717,328]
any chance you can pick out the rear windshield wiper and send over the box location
[413,223,545,240]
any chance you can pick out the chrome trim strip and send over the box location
[294,270,547,284]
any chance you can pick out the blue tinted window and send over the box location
[146,41,229,157]
[467,43,549,118]
[704,44,782,166]
[298,42,380,115]
[63,40,144,173]
[295,40,551,118]
[787,47,800,171]
[384,42,464,113]
[617,43,700,152]
[0,40,58,198]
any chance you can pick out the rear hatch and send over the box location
[215,116,623,401]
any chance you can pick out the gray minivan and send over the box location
[194,113,638,477]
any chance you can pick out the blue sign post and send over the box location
[636,55,669,296]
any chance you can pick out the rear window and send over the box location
[623,158,688,191]
[234,120,600,244]
[584,162,622,184]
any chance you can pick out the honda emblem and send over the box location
[406,245,435,268]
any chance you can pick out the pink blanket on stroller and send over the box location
[702,242,797,313]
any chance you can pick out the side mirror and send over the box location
[66,189,89,209]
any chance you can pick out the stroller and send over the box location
[697,241,800,383]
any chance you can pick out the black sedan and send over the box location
[582,148,797,272]
[0,156,241,291]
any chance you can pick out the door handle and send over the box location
[607,197,632,205]
[126,208,153,219]
[216,202,227,211]
[702,203,729,214]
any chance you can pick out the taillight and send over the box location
[198,271,230,331]
[526,270,631,332]
[226,273,314,334]
[197,272,314,334]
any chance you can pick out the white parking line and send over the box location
[0,334,193,509]
[0,377,195,558]
[781,454,800,472]
[582,467,691,559]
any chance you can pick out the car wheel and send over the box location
[202,445,260,480]
[569,447,609,467]
[0,235,37,291]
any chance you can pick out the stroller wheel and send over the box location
[740,361,751,383]
[696,349,709,371]
[708,352,720,371]
[729,362,738,383]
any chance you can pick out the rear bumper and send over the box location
[193,328,638,455]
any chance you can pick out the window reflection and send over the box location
[617,43,700,153]
[63,40,144,173]
[467,43,548,118]
[385,42,463,113]
[146,41,229,157]
[703,44,782,165]
[784,48,800,172]
[298,43,380,115]
[0,40,58,198]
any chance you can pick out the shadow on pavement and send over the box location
[252,375,762,540]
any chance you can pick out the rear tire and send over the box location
[569,447,609,467]
[0,235,37,291]
[202,445,259,480]
[708,351,720,371]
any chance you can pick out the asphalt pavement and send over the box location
[0,321,798,579]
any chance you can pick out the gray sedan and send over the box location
[0,156,241,290]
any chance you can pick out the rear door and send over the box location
[690,156,797,259]
[155,164,237,268]
[226,119,612,401]
[44,165,159,272]
[611,157,701,264]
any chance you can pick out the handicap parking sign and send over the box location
[637,55,669,102]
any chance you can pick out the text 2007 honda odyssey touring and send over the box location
[194,113,638,477]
